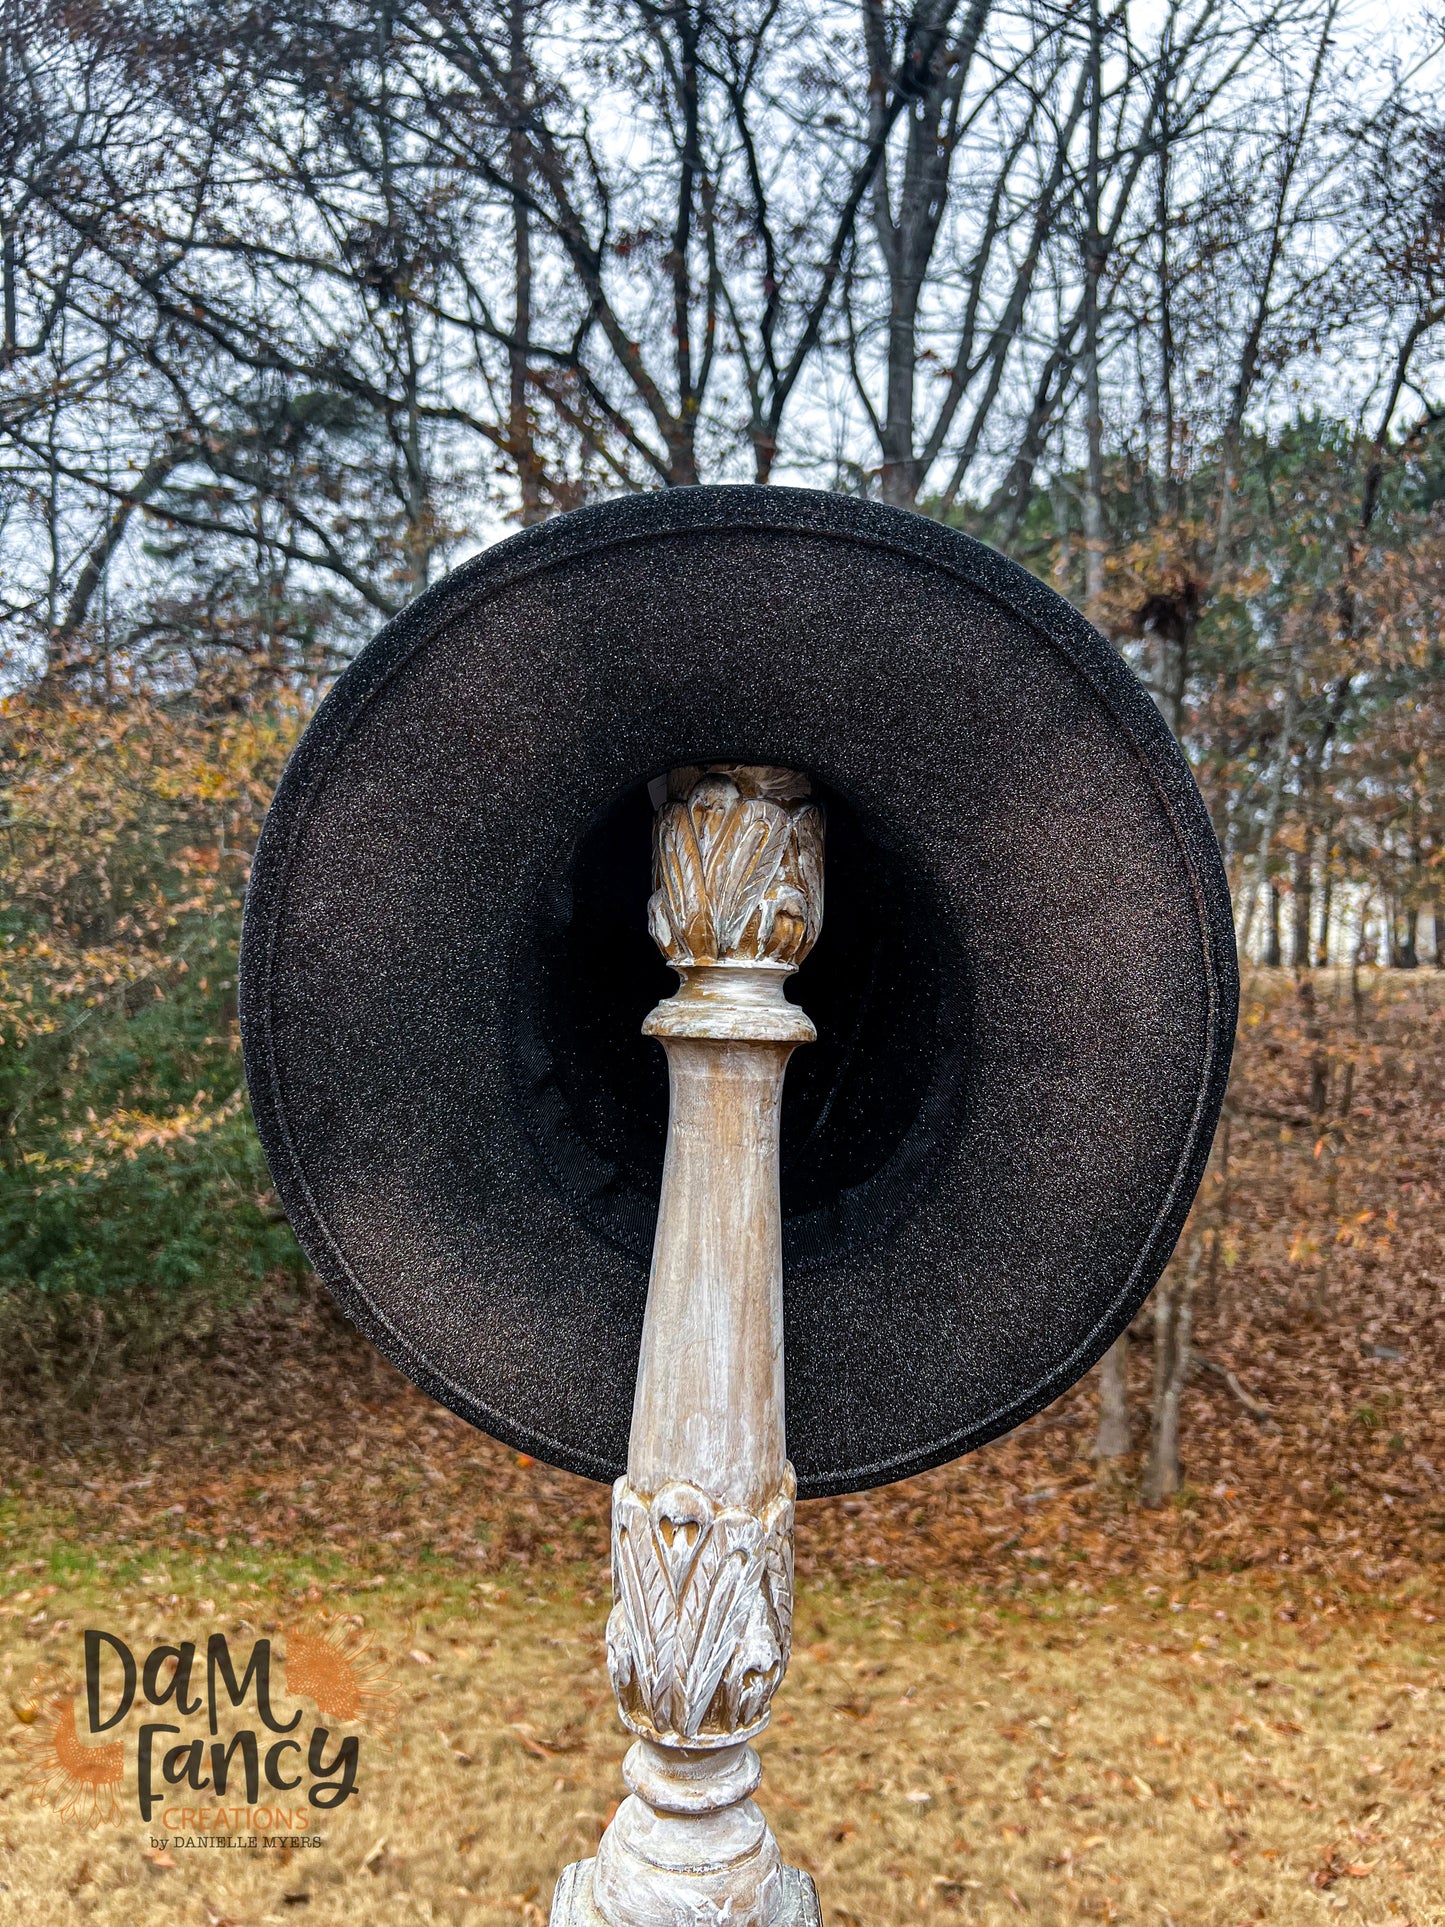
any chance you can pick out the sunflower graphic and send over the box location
[15,1666,124,1828]
[283,1614,399,1746]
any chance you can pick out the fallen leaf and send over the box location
[142,1848,176,1870]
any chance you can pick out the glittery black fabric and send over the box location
[239,487,1237,1498]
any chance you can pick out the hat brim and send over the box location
[240,487,1237,1498]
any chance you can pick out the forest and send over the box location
[2,0,1443,1502]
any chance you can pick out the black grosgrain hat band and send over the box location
[239,486,1237,1497]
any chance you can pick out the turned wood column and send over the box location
[550,765,824,1927]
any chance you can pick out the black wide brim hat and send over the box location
[240,487,1237,1498]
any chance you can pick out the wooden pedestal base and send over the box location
[552,766,824,1927]
[550,1848,822,1927]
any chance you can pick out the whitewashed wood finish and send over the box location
[606,1470,795,1742]
[550,767,823,1927]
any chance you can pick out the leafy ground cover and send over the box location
[2,970,1439,1597]
[0,971,1440,1923]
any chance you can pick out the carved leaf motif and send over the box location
[651,801,715,961]
[686,1545,760,1734]
[646,768,823,970]
[674,1532,733,1733]
[612,1482,675,1717]
[793,805,825,956]
[765,1523,794,1668]
[653,1482,711,1730]
[654,1480,708,1599]
[605,1472,796,1743]
[687,774,739,863]
[702,798,791,953]
[605,1599,632,1695]
[726,1589,784,1730]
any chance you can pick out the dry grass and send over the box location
[1,1565,1440,1927]
[0,973,1441,1923]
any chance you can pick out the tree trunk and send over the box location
[1264,884,1282,967]
[508,0,545,524]
[878,271,924,509]
[1155,89,1178,519]
[1433,899,1443,968]
[1051,478,1073,594]
[1401,907,1419,968]
[1166,607,1194,740]
[1291,839,1312,968]
[1316,835,1334,966]
[1080,0,1106,621]
[1297,967,1327,1117]
[1092,1334,1132,1460]
[1082,0,1136,1466]
[1234,648,1298,961]
[1142,1232,1203,1508]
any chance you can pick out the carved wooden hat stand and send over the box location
[240,487,1237,1927]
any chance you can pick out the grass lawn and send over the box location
[1,1520,1439,1927]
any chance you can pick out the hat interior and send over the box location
[513,772,967,1276]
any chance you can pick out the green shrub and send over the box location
[0,685,308,1364]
